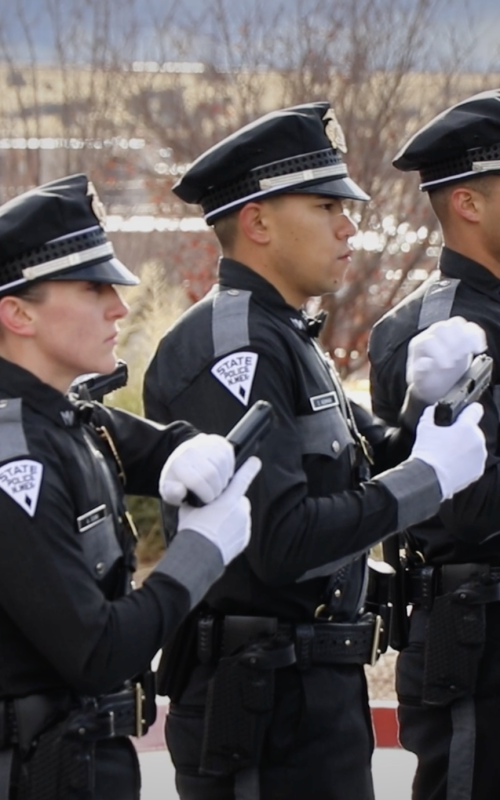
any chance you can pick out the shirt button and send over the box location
[95,561,105,576]
[227,289,239,296]
[332,440,340,453]
[334,589,342,598]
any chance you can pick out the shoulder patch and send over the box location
[211,352,259,407]
[0,460,43,517]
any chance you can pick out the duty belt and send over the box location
[0,676,156,751]
[73,680,155,741]
[408,562,500,611]
[197,612,386,670]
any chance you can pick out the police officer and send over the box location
[0,174,261,800]
[369,89,500,800]
[144,102,487,800]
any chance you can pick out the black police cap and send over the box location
[173,101,370,223]
[0,174,139,296]
[393,89,500,191]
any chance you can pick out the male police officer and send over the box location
[144,102,487,800]
[369,89,500,800]
[0,174,261,800]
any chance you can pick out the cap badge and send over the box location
[323,109,347,153]
[87,181,107,228]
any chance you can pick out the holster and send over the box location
[156,609,199,702]
[16,708,96,800]
[422,591,486,707]
[364,557,395,660]
[200,636,295,776]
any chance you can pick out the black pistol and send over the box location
[185,400,275,507]
[434,353,493,426]
[70,360,129,403]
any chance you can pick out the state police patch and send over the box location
[211,352,259,406]
[0,459,43,517]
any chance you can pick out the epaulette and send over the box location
[0,398,29,461]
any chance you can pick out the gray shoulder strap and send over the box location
[0,398,28,461]
[418,276,460,330]
[212,289,252,358]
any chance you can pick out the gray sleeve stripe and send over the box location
[0,398,28,461]
[154,529,224,609]
[212,290,251,357]
[418,277,460,330]
[375,459,443,531]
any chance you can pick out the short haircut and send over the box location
[429,174,499,224]
[212,211,240,253]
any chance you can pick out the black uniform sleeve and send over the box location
[0,448,223,696]
[91,404,198,497]
[146,345,442,586]
[369,325,500,545]
[350,400,415,474]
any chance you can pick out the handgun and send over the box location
[185,400,275,507]
[434,353,493,426]
[70,360,129,403]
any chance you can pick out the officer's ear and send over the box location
[0,295,37,337]
[449,186,483,223]
[238,202,272,245]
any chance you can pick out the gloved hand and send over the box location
[159,433,235,506]
[410,403,487,499]
[178,456,261,565]
[406,317,487,403]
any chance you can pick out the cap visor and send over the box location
[52,257,140,286]
[288,176,370,202]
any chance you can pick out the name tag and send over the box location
[310,391,339,412]
[77,504,107,533]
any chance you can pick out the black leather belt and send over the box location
[197,613,384,669]
[89,682,152,739]
[0,676,156,752]
[408,562,500,611]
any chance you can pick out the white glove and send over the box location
[178,456,262,565]
[159,433,235,506]
[406,317,487,403]
[410,403,487,499]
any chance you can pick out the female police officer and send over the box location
[0,174,260,800]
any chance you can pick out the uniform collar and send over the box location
[0,357,88,429]
[218,257,326,338]
[440,247,500,300]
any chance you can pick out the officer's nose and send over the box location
[107,286,129,319]
[337,211,358,239]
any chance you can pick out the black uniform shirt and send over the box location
[369,246,500,564]
[145,258,443,622]
[0,356,220,699]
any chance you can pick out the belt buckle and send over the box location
[134,682,146,738]
[314,603,334,621]
[369,615,383,667]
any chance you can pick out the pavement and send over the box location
[136,699,417,800]
[138,748,417,800]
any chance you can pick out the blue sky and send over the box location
[1,0,498,70]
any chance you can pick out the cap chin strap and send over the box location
[259,163,347,190]
[22,242,114,281]
[420,160,500,191]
